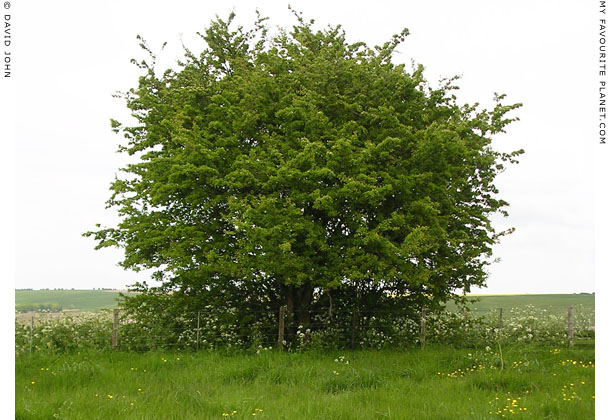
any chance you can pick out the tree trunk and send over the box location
[295,285,313,328]
[283,284,313,342]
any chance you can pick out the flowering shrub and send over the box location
[15,304,594,354]
[15,312,113,354]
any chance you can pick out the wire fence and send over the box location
[15,303,595,354]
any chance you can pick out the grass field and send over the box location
[15,342,595,419]
[15,290,134,312]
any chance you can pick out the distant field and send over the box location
[15,289,594,317]
[15,290,135,312]
[447,294,595,317]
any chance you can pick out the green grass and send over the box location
[15,342,595,419]
[15,290,135,312]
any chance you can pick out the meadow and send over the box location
[15,343,595,419]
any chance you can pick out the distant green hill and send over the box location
[15,290,594,316]
[447,293,595,317]
[15,290,135,312]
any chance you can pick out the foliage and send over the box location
[15,313,114,354]
[15,304,594,354]
[84,9,523,336]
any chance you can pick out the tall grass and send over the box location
[15,343,594,419]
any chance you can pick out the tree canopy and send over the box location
[85,10,522,340]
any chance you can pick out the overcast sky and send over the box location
[2,0,606,294]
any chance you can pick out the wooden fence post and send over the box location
[112,309,119,350]
[420,308,427,348]
[567,306,574,347]
[30,315,34,354]
[196,310,201,351]
[278,306,285,351]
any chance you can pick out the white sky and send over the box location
[2,0,606,295]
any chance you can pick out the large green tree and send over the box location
[86,11,522,333]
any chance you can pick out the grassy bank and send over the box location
[15,342,595,419]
